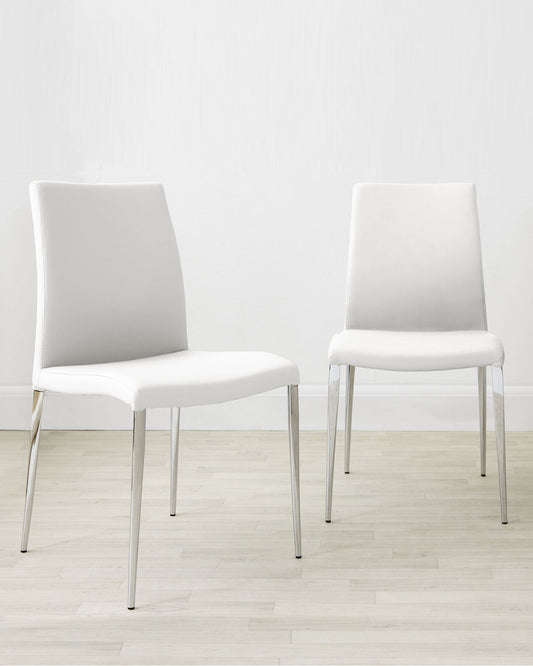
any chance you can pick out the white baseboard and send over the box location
[1,383,533,431]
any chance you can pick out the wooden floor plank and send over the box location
[1,429,532,664]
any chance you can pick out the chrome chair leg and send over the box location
[21,390,44,552]
[345,365,355,474]
[128,410,147,610]
[325,364,340,523]
[492,366,508,524]
[288,385,302,558]
[170,407,180,516]
[478,367,487,476]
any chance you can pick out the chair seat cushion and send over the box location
[328,329,504,371]
[37,350,299,410]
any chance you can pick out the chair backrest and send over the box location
[345,183,487,332]
[30,182,188,377]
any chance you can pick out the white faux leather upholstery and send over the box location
[36,351,299,411]
[331,183,503,372]
[329,330,504,372]
[346,183,487,332]
[30,182,188,378]
[30,182,299,408]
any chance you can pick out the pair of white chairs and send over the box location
[21,182,506,609]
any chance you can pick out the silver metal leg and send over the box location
[288,385,302,558]
[345,366,355,474]
[128,410,146,610]
[170,407,180,516]
[478,367,487,477]
[492,366,508,524]
[21,390,44,552]
[325,365,341,523]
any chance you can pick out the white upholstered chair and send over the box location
[22,182,301,609]
[326,183,507,524]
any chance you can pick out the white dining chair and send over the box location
[22,181,301,609]
[326,183,507,525]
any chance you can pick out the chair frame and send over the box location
[21,387,301,610]
[326,364,507,525]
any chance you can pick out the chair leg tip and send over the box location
[325,519,331,523]
[128,606,135,610]
[170,513,176,517]
[295,555,302,559]
[20,549,27,553]
[345,471,350,474]
[481,473,486,477]
[502,521,508,525]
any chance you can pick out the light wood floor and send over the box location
[1,429,533,665]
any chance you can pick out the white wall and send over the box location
[1,0,532,429]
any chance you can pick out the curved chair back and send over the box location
[29,182,188,378]
[345,183,487,332]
